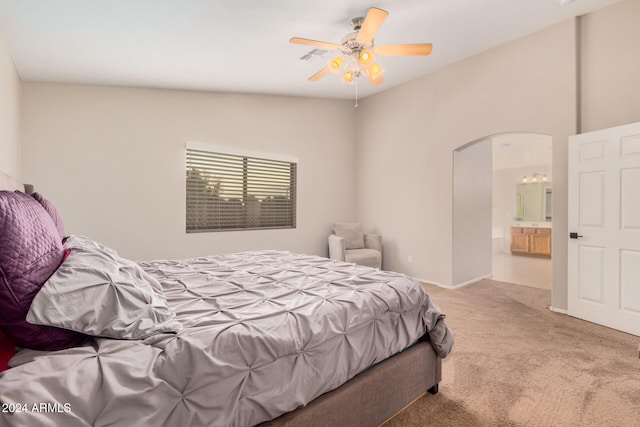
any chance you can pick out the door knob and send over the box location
[569,232,583,239]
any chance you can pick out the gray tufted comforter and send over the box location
[0,250,452,427]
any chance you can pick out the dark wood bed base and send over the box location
[264,339,441,427]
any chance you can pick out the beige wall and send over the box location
[580,0,640,132]
[356,20,576,299]
[22,83,357,261]
[356,0,639,310]
[453,139,492,286]
[0,30,20,179]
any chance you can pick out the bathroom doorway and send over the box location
[491,133,552,289]
[452,132,552,289]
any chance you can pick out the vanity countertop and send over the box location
[512,222,552,229]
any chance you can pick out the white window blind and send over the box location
[186,148,297,232]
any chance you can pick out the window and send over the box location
[186,146,297,233]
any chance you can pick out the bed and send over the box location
[0,171,453,427]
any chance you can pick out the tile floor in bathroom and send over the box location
[492,251,552,290]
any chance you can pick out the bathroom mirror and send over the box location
[515,182,552,222]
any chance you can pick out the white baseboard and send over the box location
[414,277,447,288]
[451,274,493,289]
[548,306,568,314]
[417,274,492,289]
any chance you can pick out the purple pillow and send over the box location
[0,191,85,350]
[31,192,65,240]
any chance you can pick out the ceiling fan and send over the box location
[290,7,432,86]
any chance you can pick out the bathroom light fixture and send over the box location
[521,173,548,183]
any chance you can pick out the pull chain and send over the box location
[354,76,359,108]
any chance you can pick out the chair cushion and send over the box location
[345,248,382,269]
[333,222,365,250]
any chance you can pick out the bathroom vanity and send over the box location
[510,224,551,258]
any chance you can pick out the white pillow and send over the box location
[27,235,182,340]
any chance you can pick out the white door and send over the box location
[568,121,640,336]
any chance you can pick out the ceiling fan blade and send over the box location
[290,37,343,51]
[309,67,332,82]
[367,73,384,86]
[374,44,433,56]
[356,7,389,45]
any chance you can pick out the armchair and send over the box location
[328,223,382,269]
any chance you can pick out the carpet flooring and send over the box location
[384,279,640,427]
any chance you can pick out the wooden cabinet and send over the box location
[510,227,551,258]
[510,229,530,254]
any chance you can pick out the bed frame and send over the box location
[1,170,441,426]
[265,338,441,426]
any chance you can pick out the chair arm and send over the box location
[364,234,382,253]
[328,234,346,261]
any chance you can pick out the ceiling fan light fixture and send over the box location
[328,56,344,73]
[341,70,354,84]
[290,7,431,88]
[358,49,375,67]
[368,63,384,80]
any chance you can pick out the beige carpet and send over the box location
[384,279,640,427]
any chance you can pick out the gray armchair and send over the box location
[328,222,382,269]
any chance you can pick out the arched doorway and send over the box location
[453,132,552,289]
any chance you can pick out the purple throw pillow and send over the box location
[0,191,86,350]
[31,192,65,240]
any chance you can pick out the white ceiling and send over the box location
[0,0,623,100]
